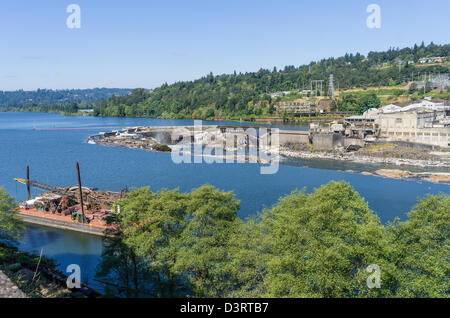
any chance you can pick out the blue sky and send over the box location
[0,0,449,90]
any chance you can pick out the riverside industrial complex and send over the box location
[88,98,450,155]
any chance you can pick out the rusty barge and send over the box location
[15,164,123,236]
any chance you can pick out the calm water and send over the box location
[1,112,448,287]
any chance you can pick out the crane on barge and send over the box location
[14,164,123,225]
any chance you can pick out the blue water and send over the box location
[1,112,448,288]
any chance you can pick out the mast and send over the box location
[76,162,85,223]
[26,166,31,201]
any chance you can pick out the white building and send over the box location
[377,100,450,148]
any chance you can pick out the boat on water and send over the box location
[17,187,120,236]
[14,164,123,236]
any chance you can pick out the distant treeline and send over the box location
[93,42,450,119]
[0,88,132,113]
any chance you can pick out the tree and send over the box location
[87,43,450,119]
[96,185,241,298]
[226,218,268,297]
[0,187,23,243]
[96,187,188,297]
[95,231,152,297]
[409,82,417,94]
[65,102,79,113]
[356,93,380,114]
[254,181,394,297]
[94,182,449,298]
[174,185,241,297]
[386,194,450,297]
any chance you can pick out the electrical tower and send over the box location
[328,74,334,98]
[398,60,403,72]
[310,80,324,97]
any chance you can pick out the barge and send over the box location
[14,164,122,236]
[18,207,111,236]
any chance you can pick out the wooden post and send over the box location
[76,162,85,223]
[26,166,31,201]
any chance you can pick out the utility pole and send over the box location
[76,162,85,224]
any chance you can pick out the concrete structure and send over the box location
[275,101,316,116]
[312,133,364,151]
[93,124,313,152]
[377,109,450,148]
[278,130,310,145]
[320,99,450,150]
[341,100,450,148]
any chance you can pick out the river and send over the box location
[1,112,448,289]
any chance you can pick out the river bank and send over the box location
[280,146,450,184]
[0,243,100,298]
[280,147,450,169]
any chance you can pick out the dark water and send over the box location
[17,224,103,290]
[1,112,448,287]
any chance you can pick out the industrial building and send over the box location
[343,99,450,148]
[376,101,450,148]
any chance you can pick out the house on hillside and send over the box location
[419,56,447,64]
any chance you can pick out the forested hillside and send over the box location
[94,42,450,119]
[0,88,132,112]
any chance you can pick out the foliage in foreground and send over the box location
[0,187,23,243]
[95,182,450,298]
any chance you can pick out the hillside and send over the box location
[0,88,132,112]
[93,42,450,119]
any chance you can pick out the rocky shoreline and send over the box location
[280,147,450,184]
[280,148,450,168]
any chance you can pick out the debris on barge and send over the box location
[14,164,124,236]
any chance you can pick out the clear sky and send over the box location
[0,0,449,90]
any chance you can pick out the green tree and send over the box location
[174,185,241,297]
[0,187,23,243]
[255,181,394,297]
[96,187,188,297]
[356,93,381,114]
[226,218,268,297]
[409,82,418,94]
[94,182,449,298]
[386,194,450,297]
[95,231,151,297]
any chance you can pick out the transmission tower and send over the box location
[328,74,335,97]
[310,80,324,97]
